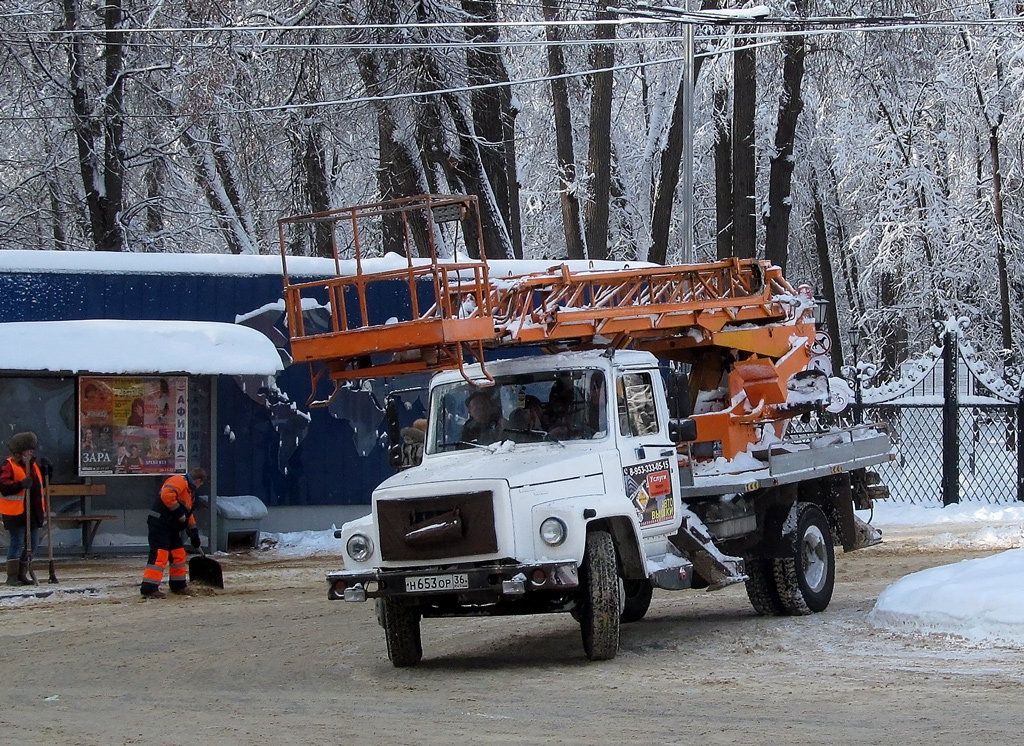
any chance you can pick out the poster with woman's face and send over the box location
[78,376,187,476]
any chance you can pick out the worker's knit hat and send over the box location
[8,431,38,454]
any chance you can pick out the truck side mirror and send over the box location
[669,418,697,443]
[666,368,692,419]
[384,395,402,446]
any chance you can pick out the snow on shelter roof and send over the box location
[0,320,283,376]
[0,249,651,278]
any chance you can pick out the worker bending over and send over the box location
[140,467,206,599]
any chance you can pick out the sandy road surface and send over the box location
[1,529,1022,746]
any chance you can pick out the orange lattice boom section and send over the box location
[279,194,808,403]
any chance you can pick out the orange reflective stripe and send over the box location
[0,494,23,516]
[160,475,192,515]
[142,549,170,583]
[1,458,27,516]
[169,547,187,579]
[32,463,44,512]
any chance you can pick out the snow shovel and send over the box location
[41,466,58,584]
[22,461,38,586]
[188,546,223,588]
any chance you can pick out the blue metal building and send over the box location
[0,251,417,548]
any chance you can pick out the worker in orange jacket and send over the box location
[140,467,206,599]
[0,431,46,586]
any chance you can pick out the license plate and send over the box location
[405,573,469,593]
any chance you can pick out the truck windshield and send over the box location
[428,368,608,452]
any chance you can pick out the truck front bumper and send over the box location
[327,561,580,602]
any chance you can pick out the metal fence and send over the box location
[868,403,1020,504]
[794,324,1023,505]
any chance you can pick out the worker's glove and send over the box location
[188,528,202,549]
[20,476,33,489]
[38,458,53,480]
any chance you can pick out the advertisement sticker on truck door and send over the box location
[623,458,674,526]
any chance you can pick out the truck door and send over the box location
[615,370,683,537]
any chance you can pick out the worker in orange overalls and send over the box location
[0,432,46,586]
[140,467,206,599]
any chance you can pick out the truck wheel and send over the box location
[744,557,785,616]
[772,503,835,615]
[579,530,621,660]
[620,579,653,623]
[381,598,422,667]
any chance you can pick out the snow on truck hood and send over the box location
[378,444,605,492]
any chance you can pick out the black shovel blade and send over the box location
[188,555,224,588]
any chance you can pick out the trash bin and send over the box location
[204,495,268,552]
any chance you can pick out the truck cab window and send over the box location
[616,372,659,437]
[428,369,608,452]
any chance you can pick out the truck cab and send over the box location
[331,349,697,664]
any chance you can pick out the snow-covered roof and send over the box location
[0,320,283,376]
[0,248,652,278]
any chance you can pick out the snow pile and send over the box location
[258,527,342,558]
[867,549,1024,646]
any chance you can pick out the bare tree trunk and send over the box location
[763,19,805,273]
[463,0,522,258]
[295,122,334,258]
[182,121,259,255]
[713,85,733,259]
[732,34,757,259]
[962,21,1013,351]
[543,0,585,260]
[101,0,126,252]
[648,0,718,265]
[989,127,1013,351]
[811,190,844,370]
[584,0,615,261]
[63,0,127,252]
[878,272,907,375]
[356,51,431,255]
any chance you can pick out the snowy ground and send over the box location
[6,499,1024,648]
[253,499,1024,648]
[1,499,1022,746]
[851,501,1024,646]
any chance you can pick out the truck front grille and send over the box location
[377,491,497,561]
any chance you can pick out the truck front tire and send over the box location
[772,503,835,615]
[579,530,621,660]
[381,598,423,667]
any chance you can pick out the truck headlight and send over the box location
[346,533,374,562]
[539,517,567,547]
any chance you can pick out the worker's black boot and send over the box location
[17,560,34,586]
[5,559,19,586]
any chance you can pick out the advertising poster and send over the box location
[79,377,188,476]
[623,458,675,527]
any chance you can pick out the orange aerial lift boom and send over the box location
[278,194,823,458]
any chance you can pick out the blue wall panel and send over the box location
[0,268,400,509]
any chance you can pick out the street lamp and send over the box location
[812,294,829,326]
[848,327,863,424]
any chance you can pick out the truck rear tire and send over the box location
[772,503,835,615]
[381,598,422,667]
[744,557,785,616]
[620,579,653,623]
[579,530,621,660]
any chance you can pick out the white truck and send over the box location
[277,194,893,666]
[328,349,891,665]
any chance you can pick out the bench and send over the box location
[47,484,115,555]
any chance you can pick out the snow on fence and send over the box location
[798,319,1022,505]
